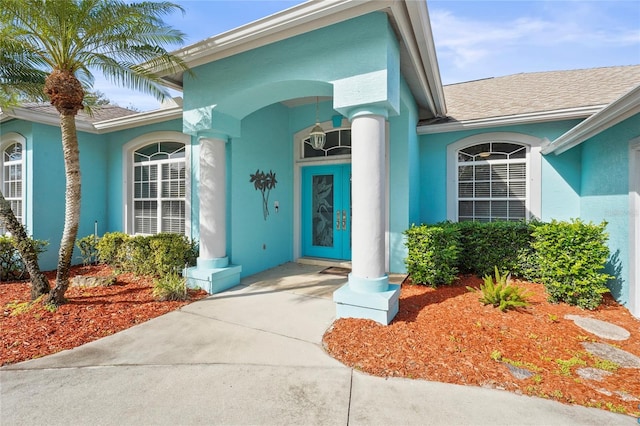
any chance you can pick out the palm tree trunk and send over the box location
[0,193,50,299]
[47,113,81,306]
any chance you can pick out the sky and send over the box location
[96,0,640,111]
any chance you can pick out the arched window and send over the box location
[1,139,24,226]
[457,142,527,221]
[302,128,351,159]
[447,133,542,222]
[132,141,186,235]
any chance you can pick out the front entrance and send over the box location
[302,164,351,260]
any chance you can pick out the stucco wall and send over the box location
[579,114,640,304]
[1,119,108,270]
[228,103,293,277]
[418,120,582,224]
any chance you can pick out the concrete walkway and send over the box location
[1,263,634,425]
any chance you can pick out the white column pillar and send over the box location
[350,112,388,291]
[199,136,227,262]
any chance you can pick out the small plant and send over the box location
[490,350,502,361]
[592,357,620,372]
[76,234,99,265]
[467,267,532,312]
[152,273,188,301]
[547,313,559,323]
[555,356,587,376]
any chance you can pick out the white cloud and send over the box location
[429,2,640,84]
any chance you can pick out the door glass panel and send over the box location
[312,174,334,247]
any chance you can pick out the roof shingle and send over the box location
[441,65,640,122]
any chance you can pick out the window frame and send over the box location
[0,132,26,229]
[122,132,191,236]
[446,132,543,222]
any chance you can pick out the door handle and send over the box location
[342,210,347,231]
[336,210,341,230]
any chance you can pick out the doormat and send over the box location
[319,266,351,277]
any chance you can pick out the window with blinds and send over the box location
[457,142,527,222]
[2,143,23,226]
[133,142,185,234]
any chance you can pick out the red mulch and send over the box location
[323,275,640,416]
[1,264,207,366]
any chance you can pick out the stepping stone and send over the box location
[502,362,534,380]
[576,367,613,381]
[615,391,639,402]
[564,315,630,340]
[581,342,640,368]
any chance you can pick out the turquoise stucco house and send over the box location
[1,0,639,323]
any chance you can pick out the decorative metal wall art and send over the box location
[249,169,277,220]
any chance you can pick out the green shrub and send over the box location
[96,232,129,266]
[404,223,460,286]
[531,219,611,309]
[96,232,198,277]
[457,221,535,277]
[152,272,187,301]
[76,234,99,265]
[120,235,153,275]
[467,267,532,312]
[0,235,48,281]
[148,233,198,275]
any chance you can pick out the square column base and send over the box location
[184,264,242,294]
[333,283,401,325]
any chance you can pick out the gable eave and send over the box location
[156,0,445,119]
[542,84,640,155]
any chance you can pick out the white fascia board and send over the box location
[543,85,640,155]
[1,107,98,133]
[156,0,393,75]
[400,0,446,116]
[93,107,183,132]
[1,106,183,134]
[417,105,603,135]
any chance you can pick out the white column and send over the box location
[351,113,386,280]
[199,136,226,261]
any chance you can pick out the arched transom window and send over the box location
[302,129,351,159]
[3,142,23,225]
[133,142,185,234]
[457,142,527,222]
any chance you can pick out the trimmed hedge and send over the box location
[404,223,460,286]
[404,219,613,310]
[91,232,198,276]
[456,221,535,277]
[531,219,611,309]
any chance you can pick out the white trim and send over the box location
[419,105,602,135]
[0,132,26,226]
[629,137,640,318]
[121,131,191,236]
[0,105,182,134]
[544,85,640,155]
[446,132,543,221]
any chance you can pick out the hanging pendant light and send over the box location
[309,96,326,150]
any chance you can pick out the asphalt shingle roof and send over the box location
[20,103,138,123]
[441,65,640,122]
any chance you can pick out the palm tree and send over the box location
[0,0,188,306]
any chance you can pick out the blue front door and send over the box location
[302,164,351,260]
